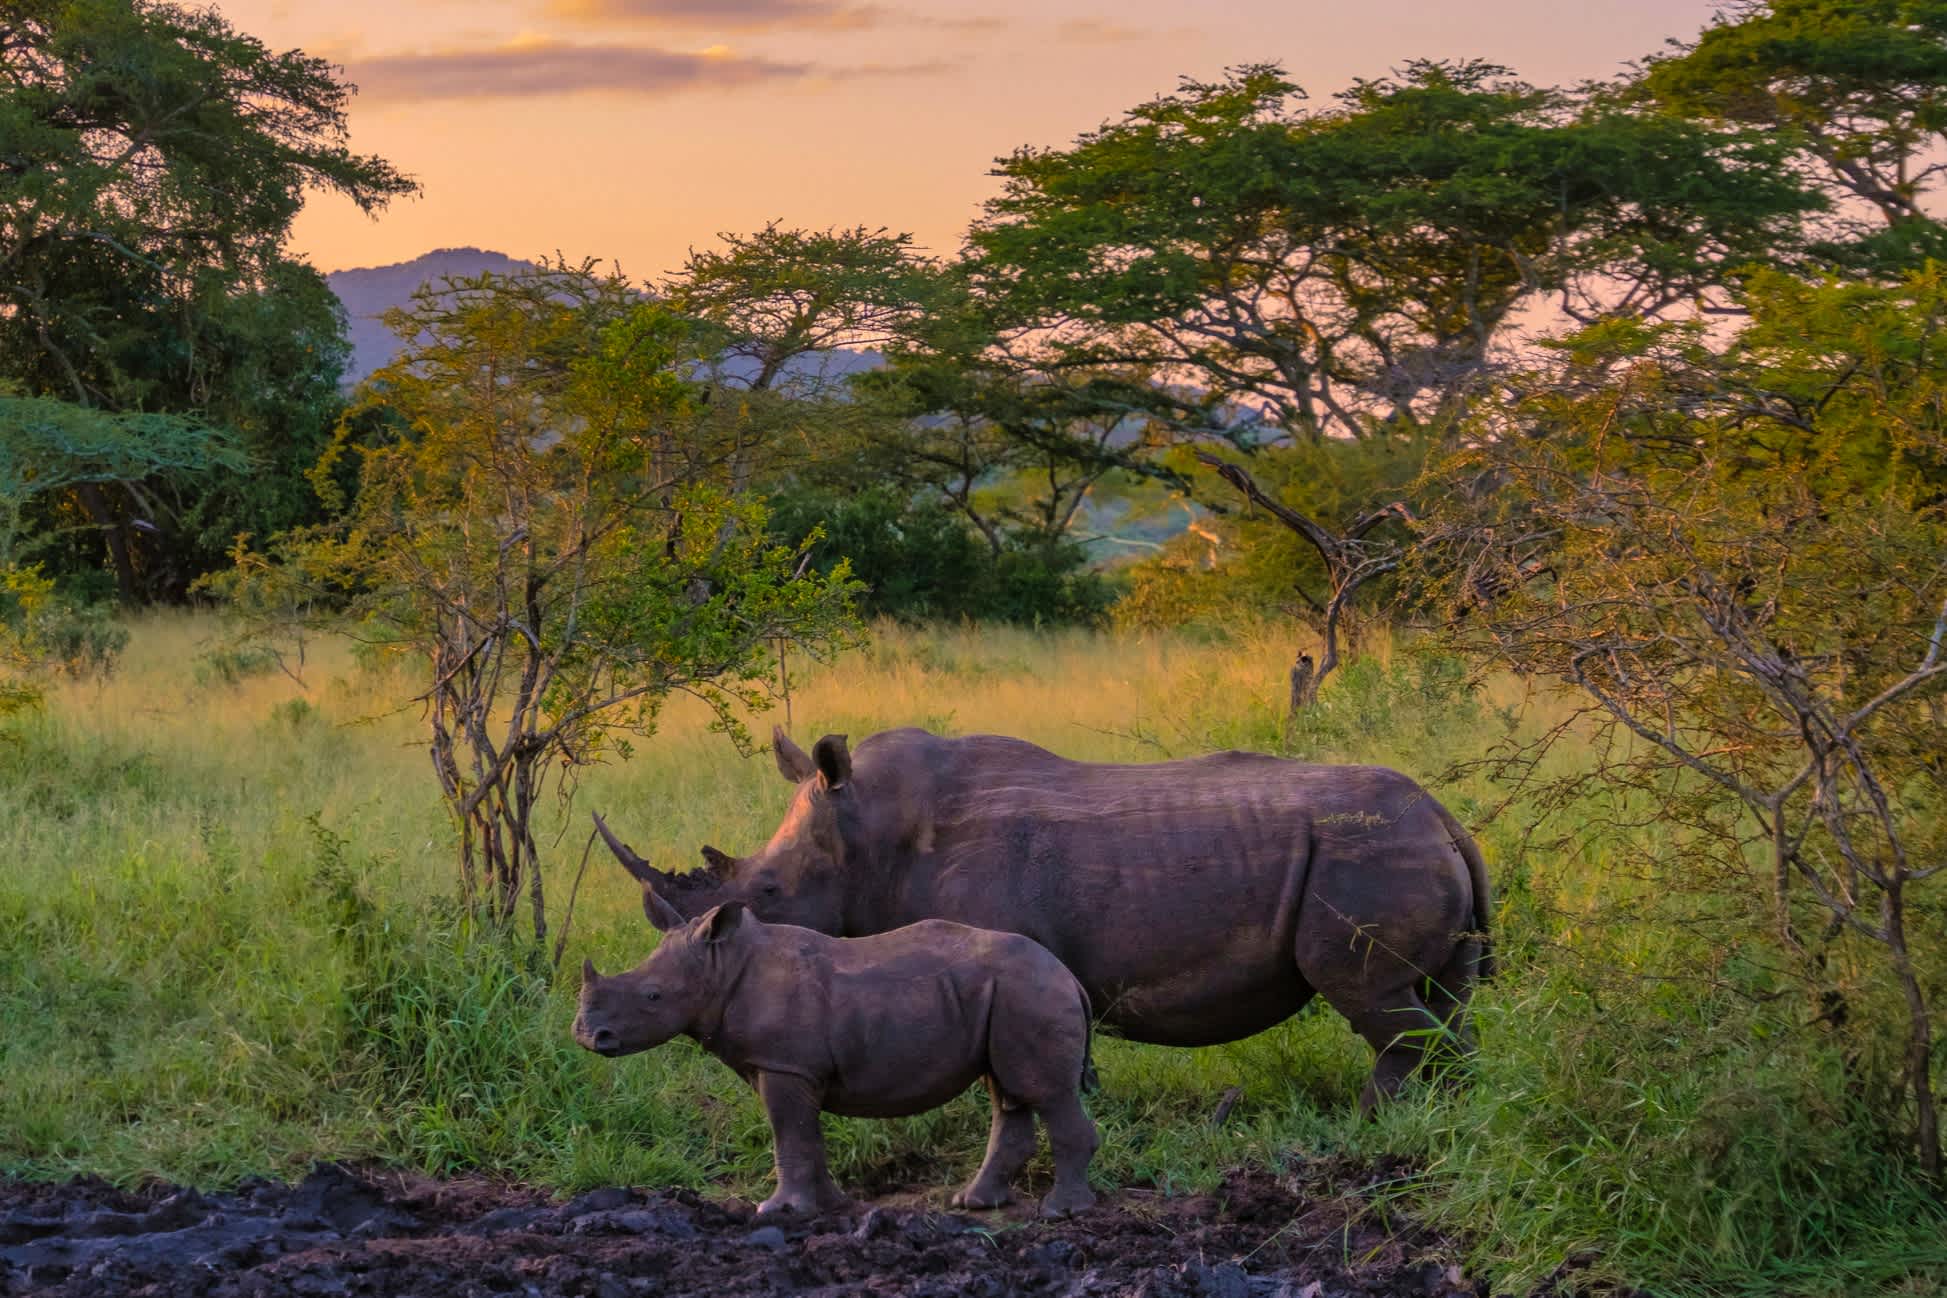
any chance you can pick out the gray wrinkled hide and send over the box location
[576,909,1098,1216]
[597,727,1492,1110]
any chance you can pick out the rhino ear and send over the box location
[813,734,851,791]
[699,845,735,878]
[642,885,685,932]
[701,901,746,944]
[773,727,816,783]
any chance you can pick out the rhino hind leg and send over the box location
[1035,1091,1099,1218]
[1342,985,1446,1117]
[1418,938,1482,1082]
[952,1078,1036,1210]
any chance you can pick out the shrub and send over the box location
[769,485,1117,627]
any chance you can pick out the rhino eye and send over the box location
[762,883,779,897]
[646,990,661,1002]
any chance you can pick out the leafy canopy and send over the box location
[972,61,1814,441]
[1640,0,1947,268]
[1,0,412,599]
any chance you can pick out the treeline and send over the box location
[5,2,1936,626]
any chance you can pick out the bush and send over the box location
[193,644,281,688]
[769,485,1117,626]
[0,566,127,714]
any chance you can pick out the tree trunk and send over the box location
[1885,883,1941,1178]
[1282,652,1314,745]
[75,482,139,604]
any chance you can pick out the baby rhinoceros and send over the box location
[574,890,1099,1218]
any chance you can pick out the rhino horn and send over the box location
[592,812,665,886]
[642,883,686,933]
[581,956,600,986]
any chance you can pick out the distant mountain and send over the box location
[323,248,888,393]
[325,247,534,384]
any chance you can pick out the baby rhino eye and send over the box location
[646,989,661,1002]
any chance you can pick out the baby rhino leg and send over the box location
[755,1071,847,1216]
[987,970,1098,1218]
[1036,1090,1099,1218]
[952,1078,1036,1210]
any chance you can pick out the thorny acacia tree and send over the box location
[1640,0,1947,272]
[662,224,947,499]
[219,263,859,944]
[1424,270,1947,1175]
[849,289,1162,558]
[971,61,1812,443]
[969,61,1811,699]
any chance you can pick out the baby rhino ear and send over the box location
[702,901,745,943]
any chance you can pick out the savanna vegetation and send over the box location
[3,1,1945,1294]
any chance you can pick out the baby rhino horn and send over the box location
[581,956,599,986]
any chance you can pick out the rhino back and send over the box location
[856,733,1471,1041]
[817,920,1056,1117]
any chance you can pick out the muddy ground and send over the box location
[0,1161,1498,1297]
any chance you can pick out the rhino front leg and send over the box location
[755,1071,847,1216]
[952,1079,1036,1210]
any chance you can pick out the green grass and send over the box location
[1,611,1941,1297]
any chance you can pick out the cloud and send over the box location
[345,38,952,103]
[1055,18,1159,43]
[546,0,1004,35]
[546,0,884,30]
[346,39,811,102]
[925,14,1006,33]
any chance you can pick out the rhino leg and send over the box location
[1035,1091,1099,1218]
[953,1079,1036,1210]
[1418,940,1481,1082]
[755,1071,847,1216]
[1342,986,1444,1117]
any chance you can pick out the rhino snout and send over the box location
[573,1016,623,1057]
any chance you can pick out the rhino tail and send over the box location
[1077,984,1100,1095]
[1436,802,1495,981]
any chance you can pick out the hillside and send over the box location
[325,247,534,384]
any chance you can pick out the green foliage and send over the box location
[0,395,242,567]
[0,0,412,600]
[972,61,1815,441]
[192,644,281,689]
[1422,265,1947,1176]
[768,485,1117,626]
[211,261,861,934]
[1116,435,1430,633]
[1418,947,1947,1296]
[667,223,946,395]
[0,564,127,712]
[1640,0,1947,272]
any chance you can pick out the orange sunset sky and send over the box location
[218,0,1729,278]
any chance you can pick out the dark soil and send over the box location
[0,1161,1479,1297]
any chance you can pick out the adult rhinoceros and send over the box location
[595,726,1491,1110]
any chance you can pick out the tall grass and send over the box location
[1,611,1940,1296]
